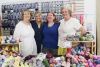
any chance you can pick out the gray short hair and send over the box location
[61,5,72,17]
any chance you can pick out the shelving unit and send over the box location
[72,41,96,54]
[0,43,19,45]
[0,43,19,52]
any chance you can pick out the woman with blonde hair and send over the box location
[31,12,43,53]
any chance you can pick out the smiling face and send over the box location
[61,7,71,20]
[47,12,55,23]
[23,11,31,21]
[35,13,42,23]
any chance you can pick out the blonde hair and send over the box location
[34,12,42,17]
[34,12,42,23]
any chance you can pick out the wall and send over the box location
[96,0,100,55]
[84,0,96,40]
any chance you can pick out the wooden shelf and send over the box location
[0,43,19,46]
[71,40,96,54]
[71,41,95,42]
[0,43,19,52]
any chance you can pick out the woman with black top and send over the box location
[31,12,43,53]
